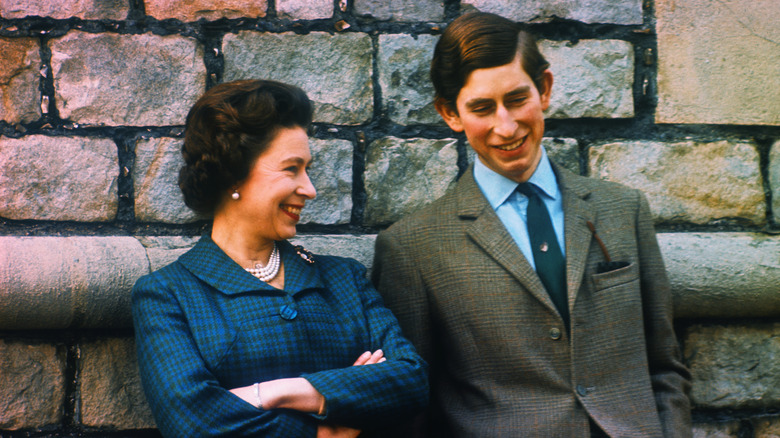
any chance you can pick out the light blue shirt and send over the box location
[473,147,565,270]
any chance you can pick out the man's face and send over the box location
[437,54,553,183]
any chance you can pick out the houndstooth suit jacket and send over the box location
[133,236,428,437]
[372,163,692,437]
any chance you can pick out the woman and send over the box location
[132,79,428,437]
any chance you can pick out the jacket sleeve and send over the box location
[634,191,693,437]
[132,274,318,438]
[368,229,435,437]
[302,258,429,431]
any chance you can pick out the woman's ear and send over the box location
[539,69,554,111]
[434,98,465,133]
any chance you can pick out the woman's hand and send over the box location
[352,349,386,366]
[317,424,362,438]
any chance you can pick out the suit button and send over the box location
[576,385,588,396]
[549,327,562,340]
[280,305,298,320]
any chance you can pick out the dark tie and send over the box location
[516,182,569,328]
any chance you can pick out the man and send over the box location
[372,12,692,437]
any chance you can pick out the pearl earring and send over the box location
[231,191,240,200]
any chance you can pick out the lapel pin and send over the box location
[294,245,315,264]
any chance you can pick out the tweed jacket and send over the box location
[372,163,692,437]
[132,236,428,437]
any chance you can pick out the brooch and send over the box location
[294,245,315,264]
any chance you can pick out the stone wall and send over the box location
[0,0,778,436]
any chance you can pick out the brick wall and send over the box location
[1,0,779,436]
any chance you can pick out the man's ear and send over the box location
[539,69,553,111]
[434,98,465,133]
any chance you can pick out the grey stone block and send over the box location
[354,0,445,21]
[462,0,643,25]
[659,233,780,318]
[50,31,205,126]
[0,135,118,222]
[80,338,156,429]
[685,323,780,409]
[277,0,333,20]
[656,0,780,125]
[302,138,354,225]
[0,37,41,124]
[589,140,765,225]
[0,340,66,430]
[377,34,440,125]
[363,136,458,225]
[0,0,130,19]
[541,39,634,119]
[0,236,150,329]
[223,31,373,125]
[134,137,199,224]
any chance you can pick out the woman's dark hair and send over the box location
[431,12,550,109]
[178,79,313,216]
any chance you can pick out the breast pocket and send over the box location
[591,261,639,293]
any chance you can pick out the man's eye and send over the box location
[507,97,527,106]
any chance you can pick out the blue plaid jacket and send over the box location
[132,236,428,437]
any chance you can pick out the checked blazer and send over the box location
[132,236,428,437]
[372,163,692,437]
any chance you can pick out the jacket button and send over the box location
[280,305,298,320]
[576,385,588,396]
[549,327,562,340]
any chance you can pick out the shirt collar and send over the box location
[473,146,560,208]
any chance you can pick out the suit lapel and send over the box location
[457,168,559,313]
[554,164,596,307]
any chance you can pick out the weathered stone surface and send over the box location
[0,37,41,124]
[658,233,780,318]
[290,234,378,271]
[223,31,373,125]
[0,0,129,19]
[354,0,445,21]
[377,34,440,125]
[50,31,205,126]
[656,0,780,125]
[80,338,155,429]
[692,421,740,438]
[145,0,267,21]
[363,136,458,225]
[0,340,65,430]
[589,141,765,225]
[540,39,634,119]
[684,323,780,409]
[544,138,580,174]
[0,236,149,329]
[0,135,118,221]
[302,138,353,225]
[462,0,643,24]
[134,137,199,224]
[754,416,780,437]
[277,0,332,20]
[771,141,780,224]
[136,236,200,271]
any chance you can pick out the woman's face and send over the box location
[232,126,316,242]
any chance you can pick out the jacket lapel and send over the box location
[456,167,559,313]
[553,164,596,307]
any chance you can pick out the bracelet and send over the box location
[317,396,327,416]
[254,382,264,410]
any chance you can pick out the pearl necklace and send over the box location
[245,242,280,282]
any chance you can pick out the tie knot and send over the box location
[516,182,539,199]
